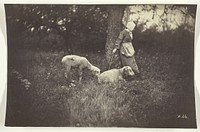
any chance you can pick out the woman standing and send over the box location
[112,21,140,76]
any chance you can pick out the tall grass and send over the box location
[66,81,132,127]
[7,46,195,127]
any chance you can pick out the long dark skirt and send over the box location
[120,53,140,74]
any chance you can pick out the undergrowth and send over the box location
[6,48,196,127]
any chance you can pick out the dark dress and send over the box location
[115,29,140,74]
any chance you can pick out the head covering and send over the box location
[126,21,136,31]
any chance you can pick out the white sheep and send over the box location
[98,66,135,83]
[61,55,100,82]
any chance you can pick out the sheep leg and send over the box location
[64,66,71,78]
[78,68,83,82]
[97,78,100,83]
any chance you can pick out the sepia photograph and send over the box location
[4,4,197,127]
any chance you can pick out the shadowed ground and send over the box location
[5,48,196,127]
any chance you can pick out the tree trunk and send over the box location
[105,6,126,69]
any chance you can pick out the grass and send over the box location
[6,47,196,127]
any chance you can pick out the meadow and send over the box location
[6,44,196,127]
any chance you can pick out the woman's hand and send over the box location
[112,48,118,54]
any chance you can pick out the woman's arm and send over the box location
[113,30,124,53]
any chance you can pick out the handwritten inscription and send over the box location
[177,114,188,119]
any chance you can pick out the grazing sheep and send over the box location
[98,66,135,83]
[61,55,100,82]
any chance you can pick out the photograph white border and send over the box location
[0,0,199,132]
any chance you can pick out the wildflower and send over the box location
[25,85,30,89]
[70,83,76,87]
[21,79,29,83]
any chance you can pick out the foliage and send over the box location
[5,5,108,33]
[5,4,196,52]
[126,5,196,32]
[5,5,109,51]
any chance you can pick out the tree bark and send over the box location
[105,6,126,69]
